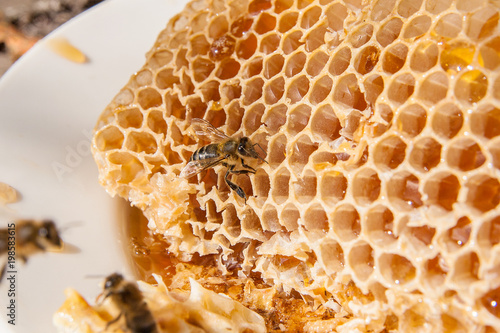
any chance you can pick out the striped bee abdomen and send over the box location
[191,144,220,161]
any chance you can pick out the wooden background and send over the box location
[0,0,103,76]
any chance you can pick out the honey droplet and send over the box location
[209,34,236,61]
[440,41,475,73]
[47,37,88,63]
[449,217,471,247]
[231,17,254,37]
[314,162,331,171]
[455,69,488,104]
[391,255,416,284]
[248,0,272,15]
[481,286,500,318]
[0,182,19,204]
[211,101,223,111]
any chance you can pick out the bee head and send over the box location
[38,220,63,249]
[237,137,255,157]
[238,137,268,164]
[104,273,124,291]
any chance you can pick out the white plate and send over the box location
[0,0,187,331]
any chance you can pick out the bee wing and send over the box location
[191,118,229,143]
[179,156,226,179]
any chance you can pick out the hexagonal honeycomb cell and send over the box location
[90,0,500,331]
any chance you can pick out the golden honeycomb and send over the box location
[92,0,500,331]
[53,274,266,333]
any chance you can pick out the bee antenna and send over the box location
[58,221,84,233]
[252,143,269,164]
[253,143,266,154]
[257,155,269,164]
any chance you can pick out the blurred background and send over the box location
[0,0,103,76]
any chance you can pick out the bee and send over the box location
[180,118,268,203]
[0,219,63,281]
[100,273,158,333]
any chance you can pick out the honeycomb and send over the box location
[0,182,18,204]
[53,274,266,332]
[92,0,500,331]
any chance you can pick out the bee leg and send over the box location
[225,166,247,203]
[230,169,253,175]
[106,312,123,330]
[240,158,256,173]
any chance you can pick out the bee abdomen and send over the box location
[128,312,157,333]
[191,144,219,161]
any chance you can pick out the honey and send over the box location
[47,37,87,63]
[122,203,338,332]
